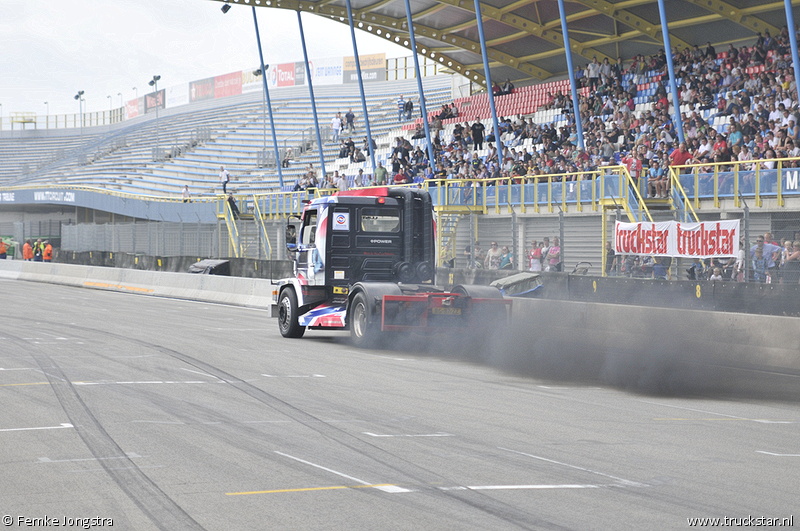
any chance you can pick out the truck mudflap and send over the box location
[299,302,348,328]
[381,293,512,331]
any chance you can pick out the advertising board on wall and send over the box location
[190,77,215,102]
[309,56,343,86]
[144,89,165,114]
[343,53,386,83]
[166,84,189,108]
[614,220,740,259]
[214,71,242,98]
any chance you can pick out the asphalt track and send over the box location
[0,279,798,530]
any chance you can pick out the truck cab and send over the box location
[276,187,509,346]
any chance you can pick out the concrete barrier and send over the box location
[0,260,276,310]
[502,298,800,399]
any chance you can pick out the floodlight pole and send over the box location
[344,0,377,173]
[557,0,585,150]
[472,0,503,156]
[656,0,685,144]
[251,6,284,188]
[402,0,437,173]
[785,0,800,100]
[297,11,327,179]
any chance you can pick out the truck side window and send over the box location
[361,208,400,232]
[302,211,318,246]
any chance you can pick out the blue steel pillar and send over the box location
[344,0,378,174]
[656,0,685,145]
[556,0,584,150]
[252,6,284,188]
[402,0,437,172]
[472,0,503,156]
[785,0,800,99]
[297,11,327,179]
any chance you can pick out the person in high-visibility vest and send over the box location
[32,239,44,262]
[23,239,33,261]
[43,240,53,262]
[0,239,7,259]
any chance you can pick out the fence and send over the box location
[62,222,219,258]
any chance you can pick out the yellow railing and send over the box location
[670,156,800,209]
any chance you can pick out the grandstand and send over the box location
[3,7,800,279]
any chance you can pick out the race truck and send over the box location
[274,187,511,347]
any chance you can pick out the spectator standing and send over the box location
[471,118,486,150]
[43,241,52,263]
[345,109,356,134]
[750,236,780,276]
[23,239,33,261]
[335,172,349,191]
[782,241,800,284]
[331,114,341,142]
[182,185,190,203]
[33,239,44,262]
[404,98,414,120]
[0,239,6,259]
[484,241,503,269]
[752,248,769,283]
[528,240,542,272]
[546,236,562,271]
[604,241,616,275]
[499,245,514,269]
[227,194,240,220]
[219,166,231,194]
[397,95,405,122]
[374,161,388,185]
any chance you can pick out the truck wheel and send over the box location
[278,288,306,338]
[350,292,379,348]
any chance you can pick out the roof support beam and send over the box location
[683,0,780,36]
[346,9,554,79]
[569,0,692,50]
[433,0,614,64]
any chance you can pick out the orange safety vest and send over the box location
[0,241,6,255]
[43,244,53,261]
[23,243,33,260]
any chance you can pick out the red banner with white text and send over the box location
[614,220,740,258]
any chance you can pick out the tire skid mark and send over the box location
[5,312,562,530]
[3,331,206,531]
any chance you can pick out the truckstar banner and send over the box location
[614,220,740,258]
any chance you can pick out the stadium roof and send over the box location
[210,0,797,88]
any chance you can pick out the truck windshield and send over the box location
[361,208,400,232]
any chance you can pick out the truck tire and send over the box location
[349,291,379,348]
[278,288,306,338]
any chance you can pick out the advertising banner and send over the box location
[166,83,189,109]
[308,56,343,86]
[190,77,215,102]
[294,62,306,87]
[268,63,296,88]
[241,67,263,94]
[614,220,740,258]
[343,53,385,84]
[214,71,242,98]
[125,98,140,119]
[144,89,165,114]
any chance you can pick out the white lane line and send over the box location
[181,368,220,379]
[0,367,38,371]
[363,432,454,437]
[499,447,646,487]
[72,380,210,386]
[440,484,612,491]
[0,423,73,433]
[756,451,800,457]
[262,374,326,378]
[274,451,412,493]
[38,452,142,463]
[641,401,794,424]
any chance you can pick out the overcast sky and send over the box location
[0,0,408,119]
